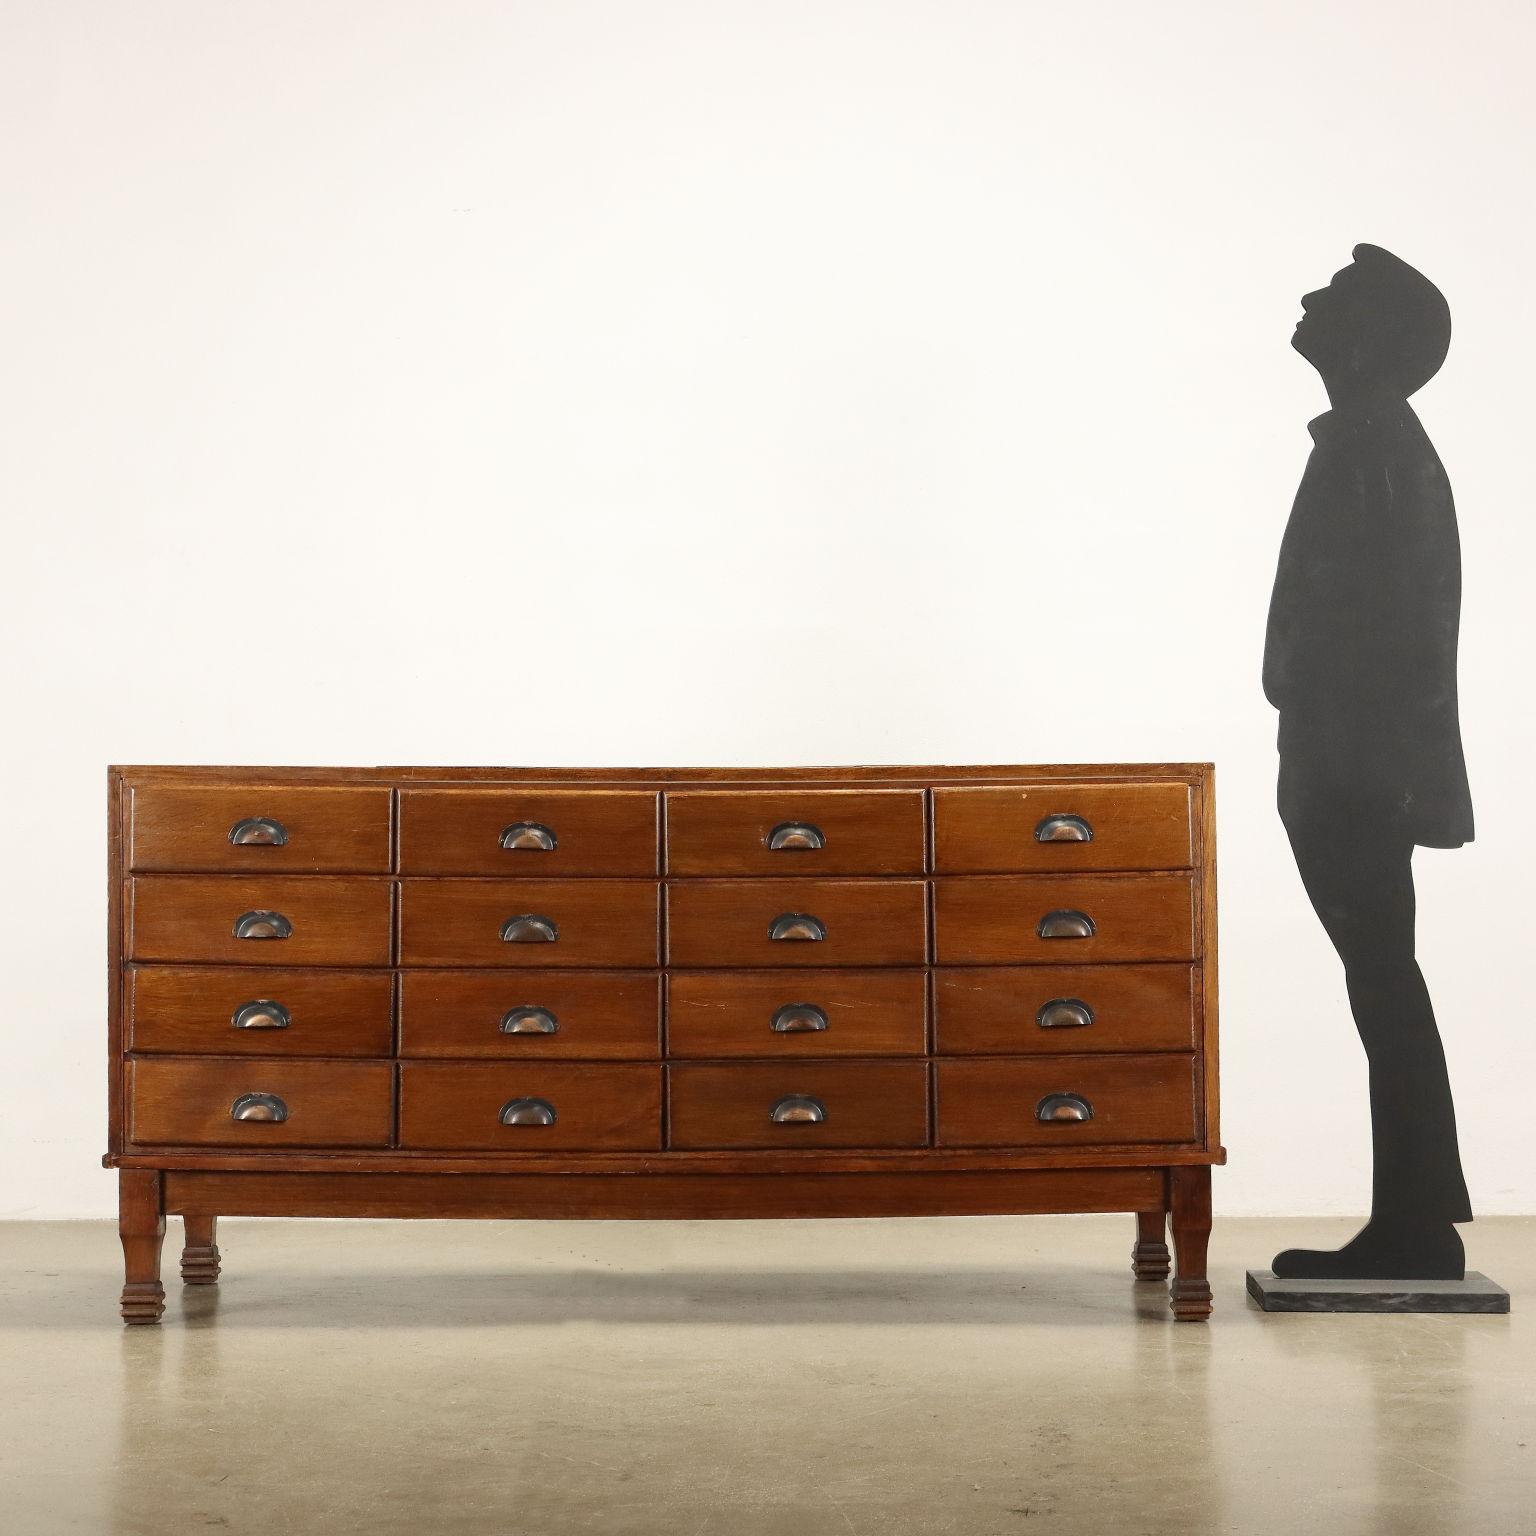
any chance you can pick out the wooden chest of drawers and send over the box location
[107,764,1221,1323]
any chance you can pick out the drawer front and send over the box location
[129,1059,393,1148]
[128,877,392,965]
[128,967,393,1057]
[128,784,391,873]
[399,1063,661,1150]
[667,1062,929,1149]
[932,783,1192,873]
[666,880,927,967]
[398,789,659,876]
[399,881,660,967]
[933,874,1194,964]
[666,970,927,1057]
[399,971,661,1059]
[934,964,1196,1055]
[665,790,925,876]
[936,1056,1198,1147]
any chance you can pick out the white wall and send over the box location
[3,0,1533,1219]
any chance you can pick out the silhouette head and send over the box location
[1293,244,1451,399]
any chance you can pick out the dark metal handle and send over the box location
[500,914,558,943]
[229,816,288,846]
[1034,813,1093,843]
[500,821,557,851]
[769,913,826,942]
[500,1007,559,1035]
[232,1000,291,1030]
[230,1092,288,1123]
[232,910,293,940]
[771,1004,829,1034]
[1037,998,1094,1030]
[499,1097,557,1126]
[1037,909,1095,940]
[1036,1092,1094,1123]
[770,1094,827,1124]
[768,822,825,851]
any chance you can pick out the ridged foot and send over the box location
[181,1244,221,1285]
[121,1281,166,1325]
[1170,1279,1213,1321]
[1132,1238,1171,1281]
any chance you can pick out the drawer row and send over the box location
[126,782,1195,876]
[126,964,1200,1057]
[125,874,1197,967]
[127,1055,1200,1151]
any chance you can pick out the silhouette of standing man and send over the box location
[1265,243,1473,1279]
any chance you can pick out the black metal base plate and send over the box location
[1246,1269,1510,1314]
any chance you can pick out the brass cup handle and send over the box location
[232,1000,291,1030]
[768,821,825,851]
[230,1092,288,1123]
[1037,909,1095,940]
[1036,1092,1094,1123]
[500,1007,559,1035]
[500,1097,557,1126]
[229,816,288,846]
[1034,813,1093,843]
[771,1004,829,1033]
[1037,998,1094,1030]
[769,913,826,942]
[232,910,293,940]
[500,915,558,943]
[500,821,557,851]
[770,1094,827,1124]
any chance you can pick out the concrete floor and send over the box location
[0,1217,1529,1535]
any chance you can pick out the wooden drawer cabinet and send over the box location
[108,764,1221,1326]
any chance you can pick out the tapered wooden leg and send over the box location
[119,1170,166,1325]
[1132,1208,1171,1281]
[181,1215,221,1285]
[1169,1165,1213,1321]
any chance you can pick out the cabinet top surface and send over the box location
[113,763,1215,787]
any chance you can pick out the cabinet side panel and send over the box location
[107,769,125,1156]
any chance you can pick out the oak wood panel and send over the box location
[399,880,660,967]
[127,877,392,966]
[399,1063,661,1150]
[936,1056,1197,1148]
[668,1062,929,1150]
[128,784,391,873]
[128,966,393,1057]
[665,789,925,876]
[932,874,1195,964]
[666,969,927,1057]
[666,880,927,967]
[397,789,659,876]
[934,964,1196,1055]
[932,782,1193,872]
[164,1167,1166,1219]
[129,1059,393,1148]
[398,970,661,1059]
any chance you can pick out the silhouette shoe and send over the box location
[1271,1219,1465,1280]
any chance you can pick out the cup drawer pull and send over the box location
[230,1092,289,1123]
[768,821,825,851]
[500,821,557,852]
[499,1097,557,1126]
[1035,1092,1094,1123]
[232,910,293,940]
[1037,909,1095,940]
[769,1094,827,1124]
[232,1000,291,1030]
[500,914,558,943]
[769,913,826,942]
[1036,998,1094,1030]
[228,816,288,846]
[1034,814,1093,843]
[500,1007,559,1035]
[771,1004,829,1033]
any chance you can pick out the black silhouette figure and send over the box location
[1264,243,1473,1280]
